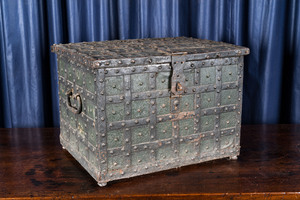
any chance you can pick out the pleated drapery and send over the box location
[0,0,299,128]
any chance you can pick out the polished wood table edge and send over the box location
[1,192,300,200]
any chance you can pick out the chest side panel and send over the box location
[57,56,99,180]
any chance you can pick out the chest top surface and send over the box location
[51,37,249,68]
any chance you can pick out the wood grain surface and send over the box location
[1,125,300,199]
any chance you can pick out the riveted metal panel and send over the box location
[157,145,174,160]
[105,76,124,95]
[106,103,124,122]
[220,112,237,129]
[132,125,151,145]
[132,150,152,166]
[52,37,249,186]
[222,65,238,83]
[179,119,194,136]
[221,89,238,105]
[200,67,216,85]
[156,72,171,90]
[131,73,149,92]
[200,115,215,132]
[131,100,150,119]
[156,121,172,140]
[156,97,171,115]
[107,129,124,149]
[179,142,197,158]
[201,92,215,109]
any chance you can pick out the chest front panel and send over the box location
[96,56,243,181]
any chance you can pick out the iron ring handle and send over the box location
[66,89,82,114]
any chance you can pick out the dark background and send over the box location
[0,0,299,128]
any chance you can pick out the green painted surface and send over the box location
[106,103,124,122]
[77,116,86,138]
[156,97,170,115]
[105,76,123,96]
[85,99,96,119]
[108,155,124,170]
[131,73,149,92]
[200,115,215,132]
[220,135,235,149]
[200,67,216,85]
[221,89,238,105]
[222,65,238,83]
[132,125,150,145]
[132,150,151,166]
[179,94,194,112]
[107,129,123,149]
[157,145,174,160]
[88,126,97,147]
[179,142,197,157]
[79,140,88,158]
[132,100,149,119]
[58,59,65,77]
[184,70,194,87]
[85,72,95,93]
[156,121,172,140]
[200,139,214,154]
[179,119,194,136]
[220,112,237,129]
[74,68,84,86]
[89,150,97,165]
[201,92,215,109]
[156,72,171,90]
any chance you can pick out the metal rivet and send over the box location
[118,60,122,64]
[144,67,148,71]
[115,69,119,73]
[135,120,139,124]
[139,82,143,86]
[131,68,136,72]
[131,59,135,63]
[122,123,125,126]
[137,109,141,112]
[228,96,231,99]
[185,127,188,130]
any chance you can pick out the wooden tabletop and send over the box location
[1,125,300,199]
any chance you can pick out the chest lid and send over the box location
[51,37,250,68]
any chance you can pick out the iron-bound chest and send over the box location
[51,37,249,186]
